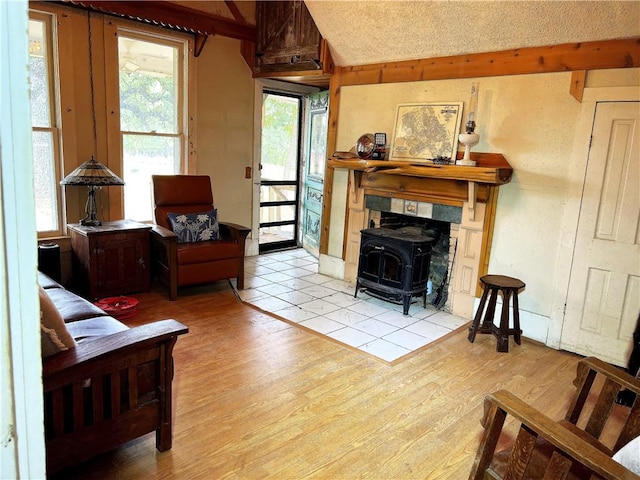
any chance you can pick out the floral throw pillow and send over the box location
[168,209,220,243]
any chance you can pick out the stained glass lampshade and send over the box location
[60,156,125,226]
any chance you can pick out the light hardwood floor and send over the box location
[53,281,584,479]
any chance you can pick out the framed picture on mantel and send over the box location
[390,102,463,163]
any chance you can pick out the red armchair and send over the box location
[150,175,250,300]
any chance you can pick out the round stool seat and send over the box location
[469,274,525,352]
[480,275,525,290]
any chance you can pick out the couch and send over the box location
[38,271,188,474]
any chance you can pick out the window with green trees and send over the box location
[118,33,185,221]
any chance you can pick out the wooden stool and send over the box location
[468,274,525,352]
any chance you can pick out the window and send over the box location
[117,31,186,221]
[29,12,62,235]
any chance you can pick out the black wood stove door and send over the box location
[355,228,434,315]
[358,244,405,290]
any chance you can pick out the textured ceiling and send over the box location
[304,1,640,66]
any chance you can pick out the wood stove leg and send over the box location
[403,294,411,315]
[354,279,360,299]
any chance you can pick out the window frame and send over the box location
[104,21,193,222]
[29,10,65,238]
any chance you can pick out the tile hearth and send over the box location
[238,249,469,363]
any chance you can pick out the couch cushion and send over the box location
[38,271,63,289]
[39,285,76,353]
[66,316,129,343]
[177,239,240,265]
[44,287,111,323]
[168,209,220,243]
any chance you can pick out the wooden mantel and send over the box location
[329,152,512,221]
[328,152,512,185]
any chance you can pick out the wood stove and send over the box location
[355,228,435,315]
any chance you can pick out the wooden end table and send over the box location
[68,220,151,300]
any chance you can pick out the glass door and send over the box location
[259,91,301,252]
[300,91,328,258]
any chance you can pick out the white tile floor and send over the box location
[238,249,470,363]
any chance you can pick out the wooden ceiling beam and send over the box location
[56,0,255,42]
[338,37,640,87]
[224,0,248,24]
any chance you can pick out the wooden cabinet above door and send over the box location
[255,0,333,79]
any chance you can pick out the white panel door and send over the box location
[560,101,640,366]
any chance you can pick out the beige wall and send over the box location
[329,68,640,341]
[194,35,255,230]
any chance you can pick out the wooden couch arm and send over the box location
[566,356,640,453]
[43,319,187,378]
[43,319,188,474]
[470,390,638,479]
[573,356,640,393]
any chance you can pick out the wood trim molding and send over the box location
[477,186,499,297]
[319,72,341,255]
[224,0,248,24]
[337,38,640,87]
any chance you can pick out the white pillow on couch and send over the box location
[39,285,76,357]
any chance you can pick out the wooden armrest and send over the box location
[219,221,251,242]
[43,319,188,382]
[149,226,178,300]
[565,356,640,453]
[151,224,178,240]
[472,389,639,479]
[576,357,640,394]
[219,221,251,234]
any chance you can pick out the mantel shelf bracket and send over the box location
[349,170,362,197]
[468,181,477,221]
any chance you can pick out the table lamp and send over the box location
[60,156,125,226]
[457,82,480,166]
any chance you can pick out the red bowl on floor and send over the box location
[94,296,139,319]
